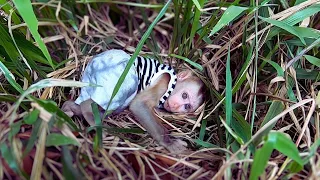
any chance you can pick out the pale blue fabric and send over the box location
[75,49,138,112]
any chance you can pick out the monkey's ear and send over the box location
[177,70,192,81]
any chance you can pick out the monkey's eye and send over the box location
[182,92,188,99]
[184,104,191,110]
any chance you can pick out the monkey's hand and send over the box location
[161,138,187,153]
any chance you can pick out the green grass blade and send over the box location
[249,140,273,180]
[193,139,219,148]
[8,121,22,140]
[209,6,248,36]
[169,0,181,54]
[287,161,303,173]
[304,55,320,67]
[279,0,290,9]
[233,43,254,94]
[78,0,163,8]
[0,0,21,25]
[268,26,320,42]
[260,17,306,45]
[263,59,284,77]
[23,109,40,125]
[0,58,24,94]
[169,54,203,71]
[210,88,252,142]
[23,119,42,157]
[0,143,25,177]
[294,0,307,5]
[12,0,55,69]
[180,0,193,55]
[304,138,320,164]
[283,4,320,25]
[0,24,31,82]
[199,118,207,140]
[295,68,320,80]
[14,30,54,76]
[92,102,102,148]
[286,35,320,68]
[288,138,320,172]
[62,146,83,179]
[189,0,205,48]
[250,132,303,179]
[0,94,28,110]
[219,116,244,145]
[138,4,160,57]
[292,27,320,39]
[261,101,285,127]
[35,99,80,131]
[191,0,203,11]
[253,101,284,145]
[226,43,236,177]
[270,132,303,165]
[11,79,91,123]
[258,44,279,72]
[225,44,232,142]
[46,133,80,147]
[231,116,251,143]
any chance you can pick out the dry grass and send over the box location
[1,0,320,179]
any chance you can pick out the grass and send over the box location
[0,0,320,179]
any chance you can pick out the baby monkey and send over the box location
[62,50,205,152]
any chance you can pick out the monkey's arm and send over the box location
[129,74,186,152]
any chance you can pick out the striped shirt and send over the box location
[133,56,177,107]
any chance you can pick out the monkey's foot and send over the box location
[61,100,82,117]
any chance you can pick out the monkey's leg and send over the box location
[79,99,110,138]
[80,99,97,127]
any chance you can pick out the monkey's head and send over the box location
[163,70,205,113]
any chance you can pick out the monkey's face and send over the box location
[163,80,203,113]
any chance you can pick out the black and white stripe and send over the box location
[133,56,177,107]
